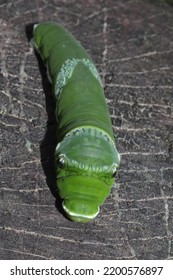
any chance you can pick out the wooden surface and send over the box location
[1,0,173,260]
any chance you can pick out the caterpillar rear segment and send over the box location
[32,22,120,222]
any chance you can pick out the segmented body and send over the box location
[32,22,120,222]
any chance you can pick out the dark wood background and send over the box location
[1,0,173,260]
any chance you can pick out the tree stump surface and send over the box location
[1,0,173,259]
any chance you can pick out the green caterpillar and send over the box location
[31,22,120,222]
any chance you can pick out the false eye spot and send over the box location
[57,157,65,168]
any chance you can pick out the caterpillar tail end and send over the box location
[62,199,99,223]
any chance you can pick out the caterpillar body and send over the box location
[31,22,120,222]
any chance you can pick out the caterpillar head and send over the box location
[57,175,112,223]
[62,198,99,222]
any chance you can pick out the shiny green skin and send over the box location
[32,22,120,222]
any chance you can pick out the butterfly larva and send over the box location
[31,22,120,222]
